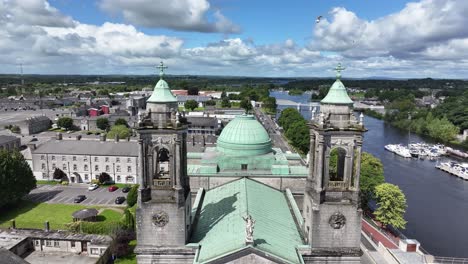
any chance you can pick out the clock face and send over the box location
[152,211,169,227]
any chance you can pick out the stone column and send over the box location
[315,135,324,191]
[353,137,363,190]
[137,139,145,189]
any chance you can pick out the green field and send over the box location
[0,200,122,230]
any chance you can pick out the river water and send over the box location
[271,91,468,258]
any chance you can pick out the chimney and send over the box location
[76,135,82,141]
[114,134,119,142]
[44,221,50,232]
[100,133,106,141]
[56,133,62,140]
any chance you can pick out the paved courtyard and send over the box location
[25,184,128,206]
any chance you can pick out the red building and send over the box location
[88,108,100,117]
[101,105,110,114]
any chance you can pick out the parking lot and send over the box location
[25,184,128,206]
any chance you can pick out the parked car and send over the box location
[115,196,126,204]
[108,185,119,192]
[88,184,99,191]
[74,195,86,203]
[121,186,131,193]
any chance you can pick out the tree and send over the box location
[221,98,231,108]
[98,172,111,184]
[0,150,36,208]
[278,108,303,131]
[184,100,198,111]
[96,117,110,130]
[359,152,385,209]
[114,118,128,127]
[126,185,138,207]
[53,168,66,180]
[221,91,227,99]
[263,96,277,113]
[240,98,252,113]
[284,120,310,154]
[10,125,21,134]
[187,87,199,95]
[107,125,131,140]
[374,183,407,229]
[57,117,74,130]
[205,100,216,106]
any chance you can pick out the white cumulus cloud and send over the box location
[99,0,241,33]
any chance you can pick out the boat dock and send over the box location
[436,162,468,180]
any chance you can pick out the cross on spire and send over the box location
[156,61,168,79]
[334,63,346,79]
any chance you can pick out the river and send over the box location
[271,91,468,258]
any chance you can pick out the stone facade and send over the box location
[30,136,138,184]
[135,69,195,263]
[18,116,52,135]
[0,135,20,151]
[301,71,365,263]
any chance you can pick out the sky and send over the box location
[1,0,468,78]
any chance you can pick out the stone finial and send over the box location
[242,214,256,245]
[156,61,168,79]
[311,107,316,121]
[334,63,346,79]
[319,112,325,125]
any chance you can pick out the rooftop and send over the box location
[190,178,305,264]
[217,115,272,156]
[33,139,138,156]
[0,135,19,145]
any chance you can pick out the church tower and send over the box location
[135,62,193,263]
[302,64,365,263]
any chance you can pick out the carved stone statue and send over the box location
[242,214,256,244]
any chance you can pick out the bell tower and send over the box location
[302,64,366,263]
[135,62,193,263]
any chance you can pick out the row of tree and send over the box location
[278,108,310,154]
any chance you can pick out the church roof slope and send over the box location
[190,178,305,264]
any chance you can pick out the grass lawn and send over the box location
[36,180,60,185]
[0,200,123,231]
[99,209,123,222]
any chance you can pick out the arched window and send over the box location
[329,147,346,182]
[158,148,170,162]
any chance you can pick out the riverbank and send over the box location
[362,109,468,153]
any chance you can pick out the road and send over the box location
[253,107,292,153]
[25,184,128,206]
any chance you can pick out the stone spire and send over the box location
[321,63,353,105]
[147,61,177,103]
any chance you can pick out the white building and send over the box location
[30,134,138,184]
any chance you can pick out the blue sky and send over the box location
[1,0,468,78]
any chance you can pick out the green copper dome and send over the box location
[321,79,353,105]
[217,114,272,156]
[147,78,177,103]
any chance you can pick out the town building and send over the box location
[177,95,212,108]
[186,116,219,135]
[0,135,20,151]
[0,228,111,264]
[134,62,365,263]
[17,116,52,135]
[30,134,138,184]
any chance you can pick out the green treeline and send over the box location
[278,108,310,155]
[383,91,467,144]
